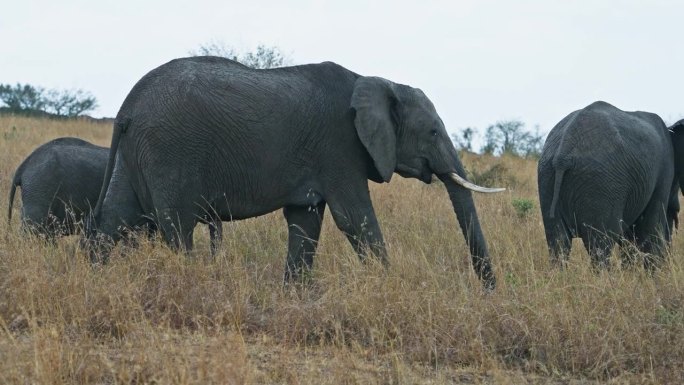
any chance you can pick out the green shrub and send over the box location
[512,198,534,218]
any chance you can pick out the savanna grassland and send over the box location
[1,115,683,384]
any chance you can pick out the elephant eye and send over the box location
[430,129,438,137]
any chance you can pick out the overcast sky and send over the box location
[2,0,683,145]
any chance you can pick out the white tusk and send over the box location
[449,173,506,193]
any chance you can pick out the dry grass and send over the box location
[1,114,683,384]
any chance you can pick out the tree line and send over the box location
[452,121,545,158]
[0,83,98,118]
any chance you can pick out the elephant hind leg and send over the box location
[580,228,616,270]
[283,201,326,283]
[20,204,58,241]
[618,227,640,268]
[155,207,196,253]
[543,217,572,268]
[632,199,671,272]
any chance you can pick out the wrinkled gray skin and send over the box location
[90,57,498,289]
[538,101,684,269]
[8,137,222,251]
[8,137,108,238]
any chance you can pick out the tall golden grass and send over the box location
[1,115,682,384]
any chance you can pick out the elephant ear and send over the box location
[350,76,398,183]
[671,119,684,133]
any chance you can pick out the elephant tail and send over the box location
[92,118,130,221]
[549,167,566,219]
[7,170,21,225]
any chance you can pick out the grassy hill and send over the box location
[1,115,682,384]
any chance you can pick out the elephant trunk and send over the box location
[438,173,496,290]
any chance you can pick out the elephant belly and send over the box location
[205,182,324,221]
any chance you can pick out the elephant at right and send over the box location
[538,101,683,269]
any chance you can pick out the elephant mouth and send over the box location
[396,160,433,183]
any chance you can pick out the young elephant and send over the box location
[8,137,109,238]
[538,101,683,269]
[8,137,223,251]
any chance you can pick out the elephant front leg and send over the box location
[283,202,326,283]
[328,199,388,266]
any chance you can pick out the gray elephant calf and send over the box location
[8,137,222,251]
[538,101,683,269]
[8,137,109,238]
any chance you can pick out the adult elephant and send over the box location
[89,57,504,289]
[8,137,222,251]
[538,101,682,269]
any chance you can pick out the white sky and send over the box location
[2,0,683,145]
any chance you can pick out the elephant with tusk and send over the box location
[87,57,504,289]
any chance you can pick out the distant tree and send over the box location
[481,120,545,158]
[518,125,545,158]
[0,83,45,112]
[0,83,98,117]
[190,41,291,69]
[451,127,478,152]
[190,41,239,59]
[43,89,98,117]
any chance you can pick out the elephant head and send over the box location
[669,119,684,228]
[671,119,684,178]
[351,76,504,289]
